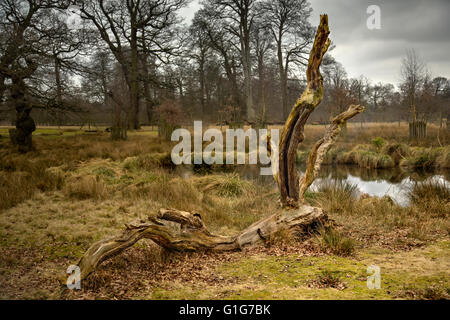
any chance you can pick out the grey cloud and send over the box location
[310,0,450,83]
[182,0,450,84]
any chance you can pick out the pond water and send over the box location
[176,164,450,207]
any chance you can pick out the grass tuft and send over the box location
[307,270,347,290]
[316,227,355,256]
[408,181,450,218]
[63,175,107,200]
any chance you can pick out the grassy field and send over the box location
[0,124,448,300]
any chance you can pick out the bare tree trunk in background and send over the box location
[236,0,254,122]
[199,57,206,119]
[277,38,289,120]
[129,27,140,130]
[10,75,36,152]
[54,58,63,106]
[141,59,155,126]
[0,76,6,104]
[257,54,267,127]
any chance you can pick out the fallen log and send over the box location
[76,207,326,281]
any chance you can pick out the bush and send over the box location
[157,99,183,141]
[436,146,450,169]
[338,144,395,169]
[400,147,442,169]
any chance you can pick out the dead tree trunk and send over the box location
[69,15,364,283]
[276,15,331,207]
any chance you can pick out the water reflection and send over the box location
[175,164,450,207]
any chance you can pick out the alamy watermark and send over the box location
[367,265,381,289]
[367,5,382,30]
[66,5,83,31]
[171,121,279,176]
[66,265,81,290]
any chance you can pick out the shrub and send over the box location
[157,99,183,141]
[296,150,310,165]
[436,146,450,169]
[323,147,345,165]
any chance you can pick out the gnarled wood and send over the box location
[299,105,365,202]
[76,207,326,281]
[277,15,330,207]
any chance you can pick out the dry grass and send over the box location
[312,181,449,248]
[315,227,355,256]
[0,133,174,211]
[0,125,448,299]
[408,181,450,218]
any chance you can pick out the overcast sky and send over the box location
[180,0,450,87]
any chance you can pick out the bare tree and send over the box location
[188,12,211,119]
[0,0,79,151]
[195,7,244,119]
[400,49,426,122]
[251,11,273,126]
[202,0,257,122]
[260,0,314,119]
[77,0,187,130]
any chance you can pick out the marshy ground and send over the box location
[0,123,449,300]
